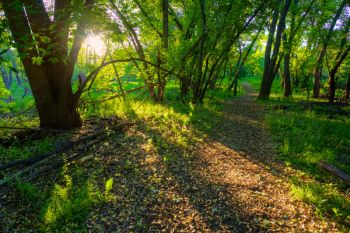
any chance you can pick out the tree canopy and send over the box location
[0,0,348,127]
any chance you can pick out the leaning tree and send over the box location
[1,0,95,129]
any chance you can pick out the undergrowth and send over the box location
[264,100,350,228]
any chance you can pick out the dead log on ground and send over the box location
[319,161,350,185]
[0,121,133,187]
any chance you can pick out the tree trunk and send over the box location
[327,46,350,102]
[192,0,206,104]
[180,76,189,97]
[162,0,169,49]
[313,0,346,98]
[283,38,292,97]
[282,0,315,97]
[327,19,350,102]
[282,0,296,97]
[23,61,82,128]
[345,72,350,101]
[259,0,281,98]
[328,71,336,103]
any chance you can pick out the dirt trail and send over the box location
[190,82,339,232]
[84,83,339,232]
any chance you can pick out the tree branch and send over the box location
[133,0,163,38]
[66,0,94,81]
[74,57,175,100]
[54,0,72,57]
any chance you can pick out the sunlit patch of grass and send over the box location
[40,166,103,231]
[241,75,282,95]
[266,99,350,227]
[266,109,350,176]
[291,180,350,224]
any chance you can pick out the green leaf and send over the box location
[32,56,43,65]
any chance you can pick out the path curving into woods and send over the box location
[169,82,340,232]
[85,83,339,232]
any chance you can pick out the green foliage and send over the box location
[242,75,283,96]
[0,136,55,163]
[290,179,350,222]
[40,177,99,231]
[0,79,10,113]
[16,182,42,204]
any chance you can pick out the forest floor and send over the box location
[0,83,345,232]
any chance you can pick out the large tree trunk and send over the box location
[258,0,281,98]
[259,0,291,98]
[192,0,206,104]
[313,0,346,98]
[21,59,82,128]
[1,0,93,129]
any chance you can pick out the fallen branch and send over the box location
[83,86,145,104]
[0,122,133,172]
[0,126,82,135]
[0,121,133,187]
[319,161,350,185]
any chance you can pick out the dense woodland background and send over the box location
[0,0,350,231]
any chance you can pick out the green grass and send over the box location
[241,75,283,96]
[0,136,57,163]
[13,167,105,231]
[265,100,350,228]
[240,73,350,229]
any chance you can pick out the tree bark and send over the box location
[283,33,292,97]
[260,0,291,98]
[162,0,169,49]
[259,0,281,98]
[192,0,206,104]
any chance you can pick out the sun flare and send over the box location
[85,34,106,56]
